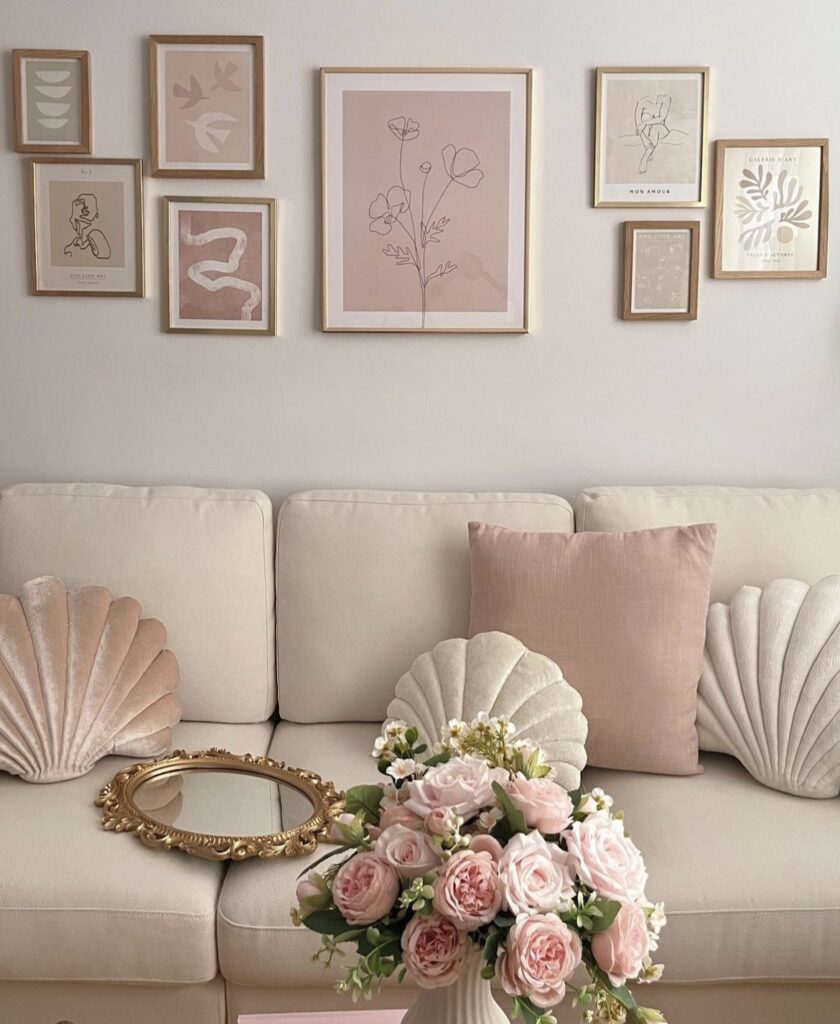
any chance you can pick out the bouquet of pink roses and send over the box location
[293,715,667,1024]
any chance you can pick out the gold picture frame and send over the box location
[150,35,265,178]
[13,49,92,154]
[594,67,710,208]
[29,157,144,297]
[164,195,277,334]
[713,138,828,279]
[95,748,345,861]
[622,220,699,321]
[321,67,532,333]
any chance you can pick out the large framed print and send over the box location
[13,49,91,153]
[714,139,828,279]
[150,35,265,178]
[165,196,276,334]
[595,67,709,208]
[622,221,699,320]
[321,68,531,333]
[30,158,144,297]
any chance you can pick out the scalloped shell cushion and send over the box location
[386,631,588,791]
[699,577,840,798]
[0,576,181,783]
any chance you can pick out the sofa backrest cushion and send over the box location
[575,486,840,603]
[0,483,275,722]
[275,490,573,722]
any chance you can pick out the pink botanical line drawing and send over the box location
[734,165,812,250]
[181,221,260,320]
[368,115,484,327]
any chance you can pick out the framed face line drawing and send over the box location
[321,67,531,333]
[150,35,265,178]
[30,158,144,297]
[595,67,709,208]
[622,221,699,320]
[713,138,828,279]
[164,196,277,334]
[13,49,92,154]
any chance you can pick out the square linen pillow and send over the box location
[468,521,717,774]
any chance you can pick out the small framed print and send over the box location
[13,49,91,153]
[165,196,276,334]
[714,139,828,279]
[321,68,531,333]
[622,221,699,320]
[150,35,265,178]
[595,67,709,207]
[30,158,144,297]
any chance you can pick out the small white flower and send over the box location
[385,758,416,781]
[639,957,665,983]
[647,932,659,953]
[477,807,504,831]
[386,720,408,740]
[648,900,667,933]
[590,787,614,810]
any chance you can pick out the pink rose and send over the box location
[295,872,329,915]
[425,806,459,836]
[433,849,503,930]
[380,803,424,831]
[506,775,573,834]
[499,913,582,1008]
[591,902,650,986]
[498,831,576,915]
[375,824,441,880]
[470,834,503,861]
[333,852,400,925]
[401,912,469,989]
[565,816,648,903]
[404,754,508,819]
[329,812,358,842]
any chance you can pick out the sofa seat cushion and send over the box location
[0,720,272,984]
[220,729,840,989]
[583,754,840,982]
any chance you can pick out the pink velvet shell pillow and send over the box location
[468,522,717,774]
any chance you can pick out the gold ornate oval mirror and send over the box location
[95,748,344,861]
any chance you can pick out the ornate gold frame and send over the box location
[95,748,344,861]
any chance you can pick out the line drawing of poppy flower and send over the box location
[368,186,412,235]
[441,145,484,188]
[388,116,420,141]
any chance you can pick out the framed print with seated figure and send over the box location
[30,157,144,296]
[595,67,709,208]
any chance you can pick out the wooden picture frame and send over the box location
[321,67,531,333]
[595,67,709,208]
[13,49,91,154]
[713,138,828,279]
[622,220,699,320]
[150,35,265,178]
[164,196,277,334]
[30,157,144,297]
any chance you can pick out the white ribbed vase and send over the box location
[401,954,508,1024]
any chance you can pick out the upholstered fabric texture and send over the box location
[0,483,275,722]
[0,575,181,783]
[468,521,717,773]
[386,630,588,790]
[699,577,840,798]
[275,491,574,722]
[576,486,840,604]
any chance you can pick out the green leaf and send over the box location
[587,898,621,934]
[492,781,528,836]
[493,912,516,928]
[345,784,384,824]
[567,786,582,807]
[302,908,354,936]
[423,750,451,768]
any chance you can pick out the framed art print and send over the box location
[713,138,828,279]
[595,67,709,207]
[321,68,531,332]
[150,35,265,177]
[622,221,699,320]
[30,158,143,296]
[13,50,91,153]
[165,196,276,334]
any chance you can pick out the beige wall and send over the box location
[1,0,838,503]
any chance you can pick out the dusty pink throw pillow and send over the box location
[468,522,717,774]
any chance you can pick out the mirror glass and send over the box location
[132,768,316,836]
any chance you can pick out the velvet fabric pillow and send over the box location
[468,522,718,774]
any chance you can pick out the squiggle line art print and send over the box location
[181,222,261,320]
[734,165,812,251]
[368,115,484,328]
[63,193,111,259]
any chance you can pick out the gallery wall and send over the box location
[1,0,839,504]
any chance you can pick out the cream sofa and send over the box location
[1,483,839,1024]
